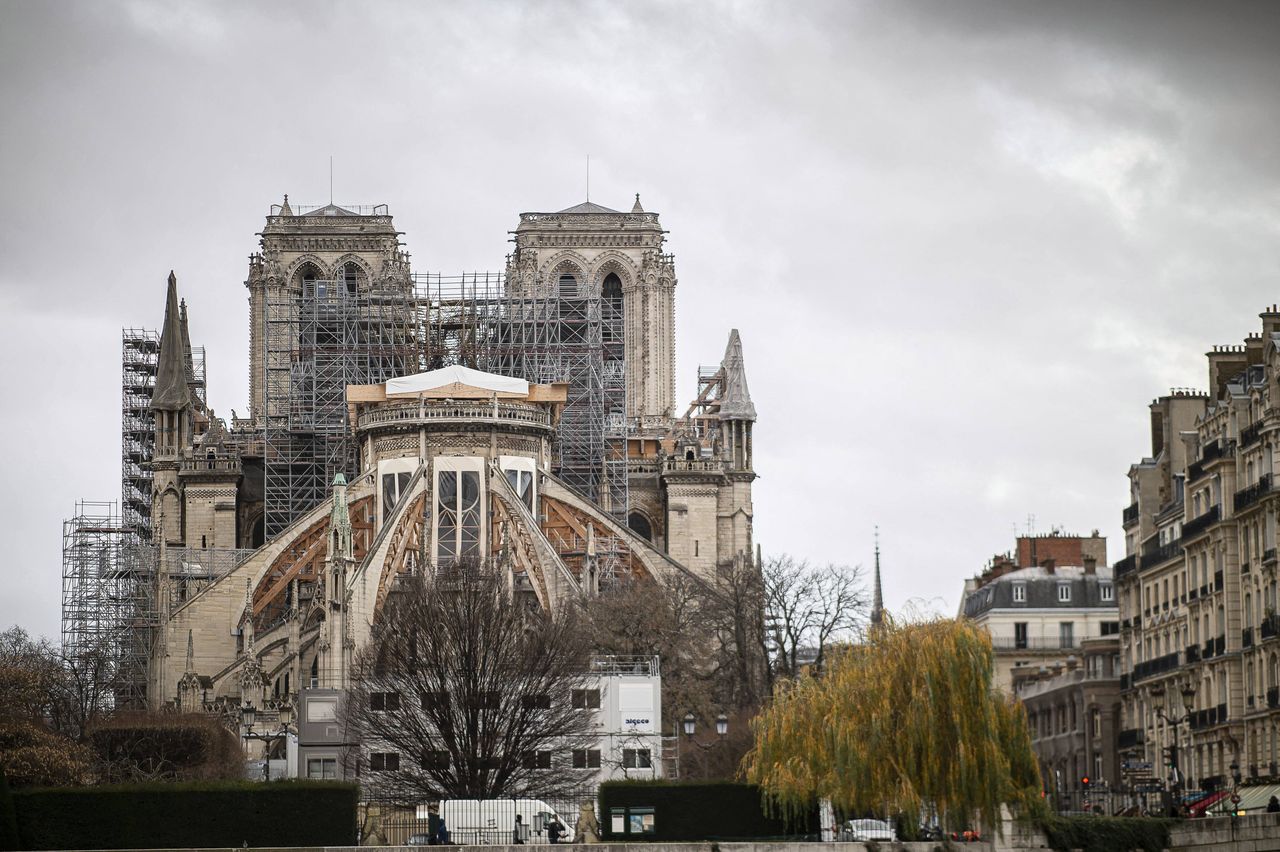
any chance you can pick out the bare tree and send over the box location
[763,556,867,679]
[344,565,599,805]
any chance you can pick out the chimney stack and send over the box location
[1041,557,1056,574]
[1083,555,1097,575]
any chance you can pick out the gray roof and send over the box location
[556,201,621,215]
[151,271,192,412]
[962,565,1116,618]
[718,329,756,420]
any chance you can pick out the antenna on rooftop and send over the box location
[329,155,334,205]
[586,154,590,202]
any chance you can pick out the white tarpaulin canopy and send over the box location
[385,365,529,398]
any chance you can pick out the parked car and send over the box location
[840,819,896,841]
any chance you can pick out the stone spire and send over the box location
[328,473,353,560]
[717,329,757,421]
[280,193,292,217]
[184,629,195,674]
[870,527,884,628]
[631,193,644,214]
[152,271,193,411]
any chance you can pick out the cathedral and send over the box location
[121,195,759,719]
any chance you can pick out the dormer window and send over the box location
[1012,582,1026,603]
[1100,583,1114,602]
[1058,583,1072,603]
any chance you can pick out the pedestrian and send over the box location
[1267,795,1280,813]
[436,818,451,846]
[514,814,525,845]
[547,818,564,844]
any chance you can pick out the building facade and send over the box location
[959,532,1118,693]
[61,194,762,786]
[1118,309,1280,793]
[1013,637,1123,809]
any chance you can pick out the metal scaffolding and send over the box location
[261,269,627,537]
[121,328,204,544]
[60,502,152,708]
[262,277,417,538]
[417,272,628,519]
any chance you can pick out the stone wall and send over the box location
[1168,812,1280,851]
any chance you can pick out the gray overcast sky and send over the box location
[2,0,1279,639]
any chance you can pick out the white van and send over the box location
[439,799,575,845]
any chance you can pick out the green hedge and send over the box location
[1039,815,1173,852]
[598,780,818,841]
[13,780,358,850]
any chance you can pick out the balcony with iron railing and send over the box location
[991,635,1086,651]
[1240,419,1265,448]
[1115,553,1138,579]
[1142,536,1184,567]
[1243,627,1254,649]
[1215,569,1224,592]
[1123,502,1140,525]
[1132,651,1181,684]
[1186,644,1201,663]
[1182,505,1221,540]
[1235,473,1273,514]
[1261,614,1280,641]
[1269,687,1280,709]
[1118,728,1144,749]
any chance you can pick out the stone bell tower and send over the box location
[507,195,676,424]
[244,196,413,429]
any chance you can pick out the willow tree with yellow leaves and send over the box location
[744,618,1043,835]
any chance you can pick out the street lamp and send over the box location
[240,702,293,781]
[682,713,731,740]
[1150,684,1198,797]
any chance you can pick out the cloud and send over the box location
[2,0,1280,638]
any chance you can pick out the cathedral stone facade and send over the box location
[132,195,758,726]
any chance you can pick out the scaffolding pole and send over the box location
[60,501,153,709]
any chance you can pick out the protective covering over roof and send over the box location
[385,365,529,398]
[152,271,193,412]
[718,329,756,420]
[556,201,621,215]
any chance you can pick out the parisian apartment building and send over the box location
[1118,306,1280,792]
[959,532,1119,693]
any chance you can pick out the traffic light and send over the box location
[1081,776,1091,790]
[1162,745,1179,769]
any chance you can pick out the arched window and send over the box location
[558,272,578,297]
[343,262,359,296]
[602,272,623,300]
[628,512,652,542]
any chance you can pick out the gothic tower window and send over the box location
[558,272,578,297]
[628,512,652,542]
[602,272,622,300]
[602,272,623,342]
[343,262,359,296]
